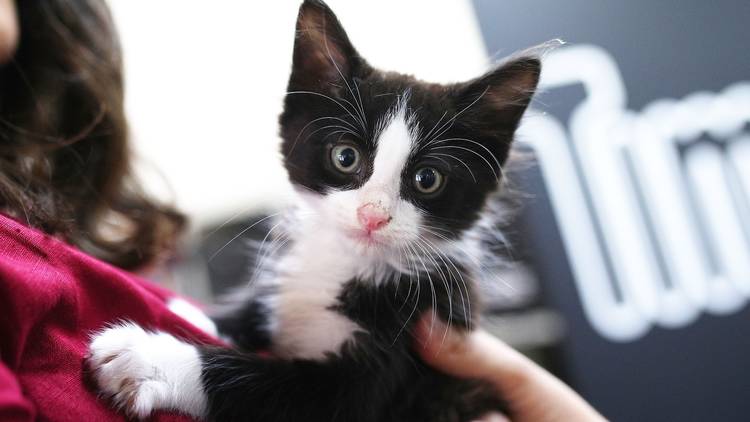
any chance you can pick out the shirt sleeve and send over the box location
[0,362,35,422]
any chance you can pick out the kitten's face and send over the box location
[280,0,539,260]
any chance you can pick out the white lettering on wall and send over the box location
[519,45,750,341]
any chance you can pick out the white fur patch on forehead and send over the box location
[369,97,416,192]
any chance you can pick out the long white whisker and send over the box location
[208,213,282,262]
[430,145,499,180]
[421,110,448,142]
[425,152,477,182]
[286,91,362,128]
[417,230,473,330]
[322,34,368,131]
[392,244,421,344]
[421,235,471,332]
[295,116,360,146]
[423,137,503,176]
[396,244,414,310]
[250,220,287,279]
[249,235,291,287]
[407,242,437,338]
[419,223,516,294]
[352,77,368,130]
[201,204,267,243]
[427,86,490,144]
[414,237,454,344]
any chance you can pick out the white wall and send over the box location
[108,1,489,229]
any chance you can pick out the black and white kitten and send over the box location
[87,1,541,420]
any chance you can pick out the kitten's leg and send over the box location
[211,295,275,351]
[196,346,356,421]
[87,322,209,419]
[88,322,363,421]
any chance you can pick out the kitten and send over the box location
[87,1,541,420]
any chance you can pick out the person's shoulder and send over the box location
[0,213,78,298]
[0,213,172,337]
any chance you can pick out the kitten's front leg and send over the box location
[88,321,372,421]
[87,323,209,419]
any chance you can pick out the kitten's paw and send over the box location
[86,322,207,420]
[87,323,169,419]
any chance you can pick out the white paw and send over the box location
[87,322,208,420]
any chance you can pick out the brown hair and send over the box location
[0,1,185,270]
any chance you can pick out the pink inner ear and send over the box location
[294,4,351,88]
[486,70,539,111]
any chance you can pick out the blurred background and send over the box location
[109,1,750,421]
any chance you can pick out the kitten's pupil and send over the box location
[414,167,442,194]
[415,168,436,189]
[331,144,359,173]
[338,148,356,167]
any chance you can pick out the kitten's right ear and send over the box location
[455,55,541,135]
[288,0,363,95]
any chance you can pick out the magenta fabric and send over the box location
[0,214,221,421]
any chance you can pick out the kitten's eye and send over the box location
[331,145,360,173]
[414,167,443,194]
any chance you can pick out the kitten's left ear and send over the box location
[288,0,364,95]
[455,56,541,135]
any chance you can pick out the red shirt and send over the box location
[0,214,221,421]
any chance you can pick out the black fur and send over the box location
[203,271,504,421]
[198,1,540,420]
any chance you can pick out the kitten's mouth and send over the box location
[347,228,388,248]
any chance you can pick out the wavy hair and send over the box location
[0,1,185,269]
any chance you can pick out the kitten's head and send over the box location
[280,0,539,262]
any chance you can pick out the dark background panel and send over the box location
[473,0,750,109]
[471,1,750,420]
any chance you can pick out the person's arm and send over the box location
[414,313,606,422]
[0,362,35,422]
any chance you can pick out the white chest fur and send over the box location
[265,229,365,360]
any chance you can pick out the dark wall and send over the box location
[471,1,750,421]
[473,0,750,109]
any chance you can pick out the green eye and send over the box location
[331,145,360,173]
[414,167,443,194]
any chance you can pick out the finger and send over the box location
[414,312,607,422]
[414,312,530,390]
[472,411,510,422]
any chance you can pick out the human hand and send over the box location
[414,313,606,422]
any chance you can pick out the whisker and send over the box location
[289,115,362,153]
[414,237,454,343]
[416,226,474,329]
[249,220,287,280]
[392,244,422,344]
[201,204,271,243]
[322,34,368,132]
[286,90,363,130]
[425,152,477,182]
[423,137,503,177]
[406,242,437,338]
[421,110,448,142]
[352,77,368,130]
[208,213,283,262]
[429,145,499,180]
[427,86,490,144]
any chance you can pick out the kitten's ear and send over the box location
[456,56,541,135]
[289,0,363,94]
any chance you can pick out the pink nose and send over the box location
[357,203,391,232]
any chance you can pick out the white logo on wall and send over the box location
[519,45,750,342]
